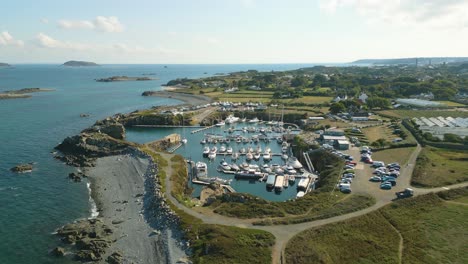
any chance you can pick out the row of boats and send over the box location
[202,144,289,161]
[200,134,285,144]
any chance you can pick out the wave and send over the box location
[86,182,99,219]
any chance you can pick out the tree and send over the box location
[291,76,309,87]
[443,133,462,143]
[329,102,345,114]
[313,74,327,86]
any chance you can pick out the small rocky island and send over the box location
[0,62,11,67]
[63,60,99,67]
[11,163,33,173]
[0,88,54,100]
[96,76,156,82]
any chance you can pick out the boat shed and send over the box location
[320,135,347,145]
[335,139,350,150]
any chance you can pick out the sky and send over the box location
[1,0,468,64]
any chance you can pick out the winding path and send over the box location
[158,145,468,264]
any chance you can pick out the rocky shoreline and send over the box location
[53,115,189,263]
[0,88,54,100]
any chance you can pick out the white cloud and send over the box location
[58,16,124,33]
[35,33,91,50]
[319,0,468,30]
[0,31,24,47]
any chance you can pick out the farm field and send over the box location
[378,109,468,119]
[362,125,398,142]
[412,147,468,187]
[285,190,468,264]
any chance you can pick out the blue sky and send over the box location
[1,0,467,63]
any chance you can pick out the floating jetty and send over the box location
[167,143,182,153]
[274,175,285,191]
[191,125,215,134]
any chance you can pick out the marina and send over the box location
[127,118,316,201]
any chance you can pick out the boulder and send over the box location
[68,172,82,182]
[106,251,124,264]
[50,247,66,257]
[75,250,101,262]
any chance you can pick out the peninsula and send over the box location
[0,88,54,100]
[63,60,99,67]
[96,76,156,82]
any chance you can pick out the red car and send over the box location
[346,161,357,166]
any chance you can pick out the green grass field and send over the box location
[434,101,466,107]
[378,109,468,119]
[372,147,416,167]
[286,189,468,264]
[412,147,468,187]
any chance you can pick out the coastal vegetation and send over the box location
[285,188,468,264]
[412,147,468,187]
[372,147,416,167]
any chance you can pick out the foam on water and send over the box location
[87,182,99,219]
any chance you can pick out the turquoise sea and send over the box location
[0,63,320,263]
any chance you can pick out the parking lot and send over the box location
[332,145,414,203]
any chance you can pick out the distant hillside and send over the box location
[63,60,99,67]
[352,57,468,66]
[0,63,11,67]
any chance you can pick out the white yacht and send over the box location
[196,162,208,178]
[219,145,227,153]
[181,138,188,144]
[249,117,259,123]
[226,147,233,154]
[219,160,231,171]
[225,114,240,124]
[263,152,271,161]
[287,157,303,170]
[203,147,210,157]
[246,152,253,161]
[253,152,261,160]
[216,121,226,127]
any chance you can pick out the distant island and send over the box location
[96,76,157,82]
[352,57,468,66]
[63,61,99,67]
[0,63,11,67]
[0,88,54,100]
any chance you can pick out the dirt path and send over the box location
[385,213,404,264]
[157,145,468,264]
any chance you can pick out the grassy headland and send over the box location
[285,188,468,264]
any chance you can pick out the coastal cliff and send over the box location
[63,60,99,67]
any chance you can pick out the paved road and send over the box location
[159,145,468,264]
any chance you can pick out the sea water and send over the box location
[0,63,318,263]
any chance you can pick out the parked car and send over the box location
[343,173,355,178]
[380,182,393,190]
[369,176,382,182]
[346,161,357,166]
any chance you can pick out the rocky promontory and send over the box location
[55,117,135,167]
[63,61,99,67]
[96,76,156,82]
